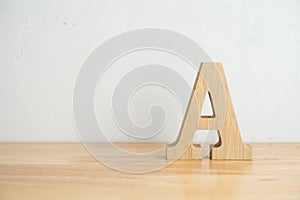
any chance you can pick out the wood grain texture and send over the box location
[202,63,252,159]
[0,143,299,200]
[167,63,252,160]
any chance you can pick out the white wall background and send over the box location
[0,0,300,142]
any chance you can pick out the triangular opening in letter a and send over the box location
[200,92,215,118]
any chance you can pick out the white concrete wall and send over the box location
[0,0,299,142]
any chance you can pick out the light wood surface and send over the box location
[0,143,300,200]
[167,63,252,160]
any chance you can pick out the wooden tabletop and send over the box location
[0,143,299,200]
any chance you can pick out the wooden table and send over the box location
[0,143,299,200]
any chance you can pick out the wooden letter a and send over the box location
[166,62,252,160]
